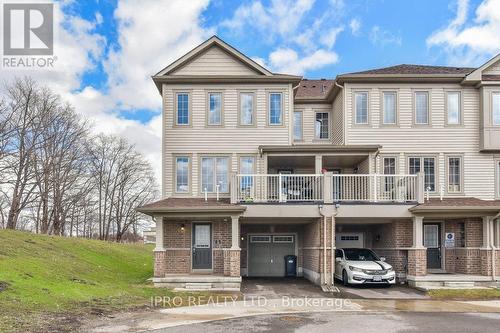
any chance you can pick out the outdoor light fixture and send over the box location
[180,224,185,232]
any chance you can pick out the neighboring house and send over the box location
[137,36,500,291]
[143,227,156,244]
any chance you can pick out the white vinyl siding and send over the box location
[355,92,368,124]
[269,92,283,125]
[208,92,222,125]
[414,91,429,124]
[293,111,303,141]
[446,91,461,125]
[315,112,329,139]
[175,156,190,193]
[240,92,255,125]
[201,157,229,193]
[493,92,500,125]
[447,156,462,193]
[382,92,397,124]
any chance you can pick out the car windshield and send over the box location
[343,248,379,261]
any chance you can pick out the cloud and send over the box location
[349,18,361,36]
[427,0,500,65]
[268,48,339,75]
[369,26,402,46]
[320,26,344,49]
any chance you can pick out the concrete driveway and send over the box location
[242,277,428,300]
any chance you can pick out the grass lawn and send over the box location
[428,288,500,300]
[0,229,210,333]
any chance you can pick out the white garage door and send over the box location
[336,232,364,248]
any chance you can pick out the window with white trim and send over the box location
[239,156,255,191]
[408,156,436,192]
[293,111,302,141]
[355,92,368,124]
[176,92,189,125]
[414,91,429,124]
[382,92,397,124]
[269,93,283,125]
[208,92,222,125]
[383,157,396,192]
[493,92,500,125]
[201,157,229,193]
[315,112,329,139]
[273,235,294,243]
[447,91,461,125]
[250,235,271,243]
[175,156,189,193]
[497,161,500,197]
[447,156,462,193]
[240,92,254,125]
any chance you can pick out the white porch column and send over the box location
[412,215,424,248]
[483,216,493,248]
[315,155,323,174]
[154,215,165,251]
[231,215,240,250]
[496,219,500,248]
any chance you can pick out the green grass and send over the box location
[428,288,500,300]
[0,229,185,332]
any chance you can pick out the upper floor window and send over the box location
[201,157,229,193]
[383,157,396,192]
[175,156,190,193]
[408,156,436,192]
[414,91,429,125]
[269,93,283,125]
[294,111,303,141]
[355,92,368,124]
[493,92,500,125]
[446,91,461,125]
[239,92,255,126]
[315,112,329,139]
[208,92,222,125]
[447,156,462,193]
[497,160,500,198]
[382,92,397,124]
[239,156,255,190]
[176,92,190,125]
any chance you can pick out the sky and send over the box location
[2,0,500,181]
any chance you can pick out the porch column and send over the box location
[482,216,493,248]
[225,215,241,277]
[154,215,165,251]
[412,215,424,249]
[231,215,240,250]
[481,216,494,276]
[315,155,322,174]
[408,215,426,276]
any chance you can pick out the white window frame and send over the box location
[200,156,230,194]
[250,235,271,243]
[407,156,437,193]
[414,91,430,125]
[293,111,303,141]
[268,92,283,126]
[207,92,223,126]
[239,92,255,126]
[446,91,462,126]
[446,155,463,194]
[496,159,500,199]
[354,91,369,125]
[273,235,294,243]
[175,92,191,126]
[382,91,397,125]
[492,92,500,126]
[315,111,330,139]
[174,156,190,194]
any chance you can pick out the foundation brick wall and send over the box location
[407,248,427,276]
[302,217,334,275]
[480,249,493,276]
[154,250,167,277]
[224,249,240,277]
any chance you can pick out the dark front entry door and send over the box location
[424,223,441,269]
[192,223,212,269]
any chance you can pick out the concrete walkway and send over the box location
[84,298,500,333]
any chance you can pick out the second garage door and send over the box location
[248,235,295,277]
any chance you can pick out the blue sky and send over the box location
[3,0,499,179]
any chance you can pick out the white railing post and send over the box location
[373,175,378,202]
[324,172,333,204]
[416,171,425,204]
[230,173,237,204]
[278,173,284,203]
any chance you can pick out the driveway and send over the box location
[242,277,428,300]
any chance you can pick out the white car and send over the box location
[335,248,396,286]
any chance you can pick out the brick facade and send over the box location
[407,248,427,276]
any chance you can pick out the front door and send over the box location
[424,223,441,269]
[192,223,212,270]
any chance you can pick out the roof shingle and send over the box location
[345,64,475,76]
[295,79,334,99]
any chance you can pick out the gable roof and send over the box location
[155,36,273,77]
[462,54,500,84]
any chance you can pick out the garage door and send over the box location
[248,235,295,277]
[336,232,364,248]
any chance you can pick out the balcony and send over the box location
[230,173,424,204]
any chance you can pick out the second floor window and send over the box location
[383,157,396,192]
[493,92,500,125]
[269,93,282,125]
[497,161,500,197]
[355,92,368,124]
[447,92,461,125]
[414,91,429,125]
[240,92,254,125]
[315,112,329,139]
[208,92,222,125]
[409,156,436,192]
[294,111,303,141]
[176,93,190,125]
[383,92,397,124]
[175,156,189,193]
[201,157,229,193]
[447,156,462,193]
[239,156,255,190]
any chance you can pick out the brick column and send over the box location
[153,215,167,277]
[407,248,427,276]
[223,249,240,277]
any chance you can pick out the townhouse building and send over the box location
[138,36,500,291]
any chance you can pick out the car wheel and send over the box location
[342,270,349,286]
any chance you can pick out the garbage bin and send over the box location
[284,255,297,277]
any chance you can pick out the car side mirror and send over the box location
[335,257,342,262]
[380,257,386,262]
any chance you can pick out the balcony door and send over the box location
[424,223,441,269]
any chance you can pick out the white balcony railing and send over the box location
[231,173,421,204]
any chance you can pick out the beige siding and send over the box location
[293,103,332,144]
[332,93,344,145]
[484,60,500,75]
[344,82,496,199]
[170,46,260,76]
[163,83,292,197]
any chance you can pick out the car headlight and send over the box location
[349,266,363,272]
[387,267,394,272]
